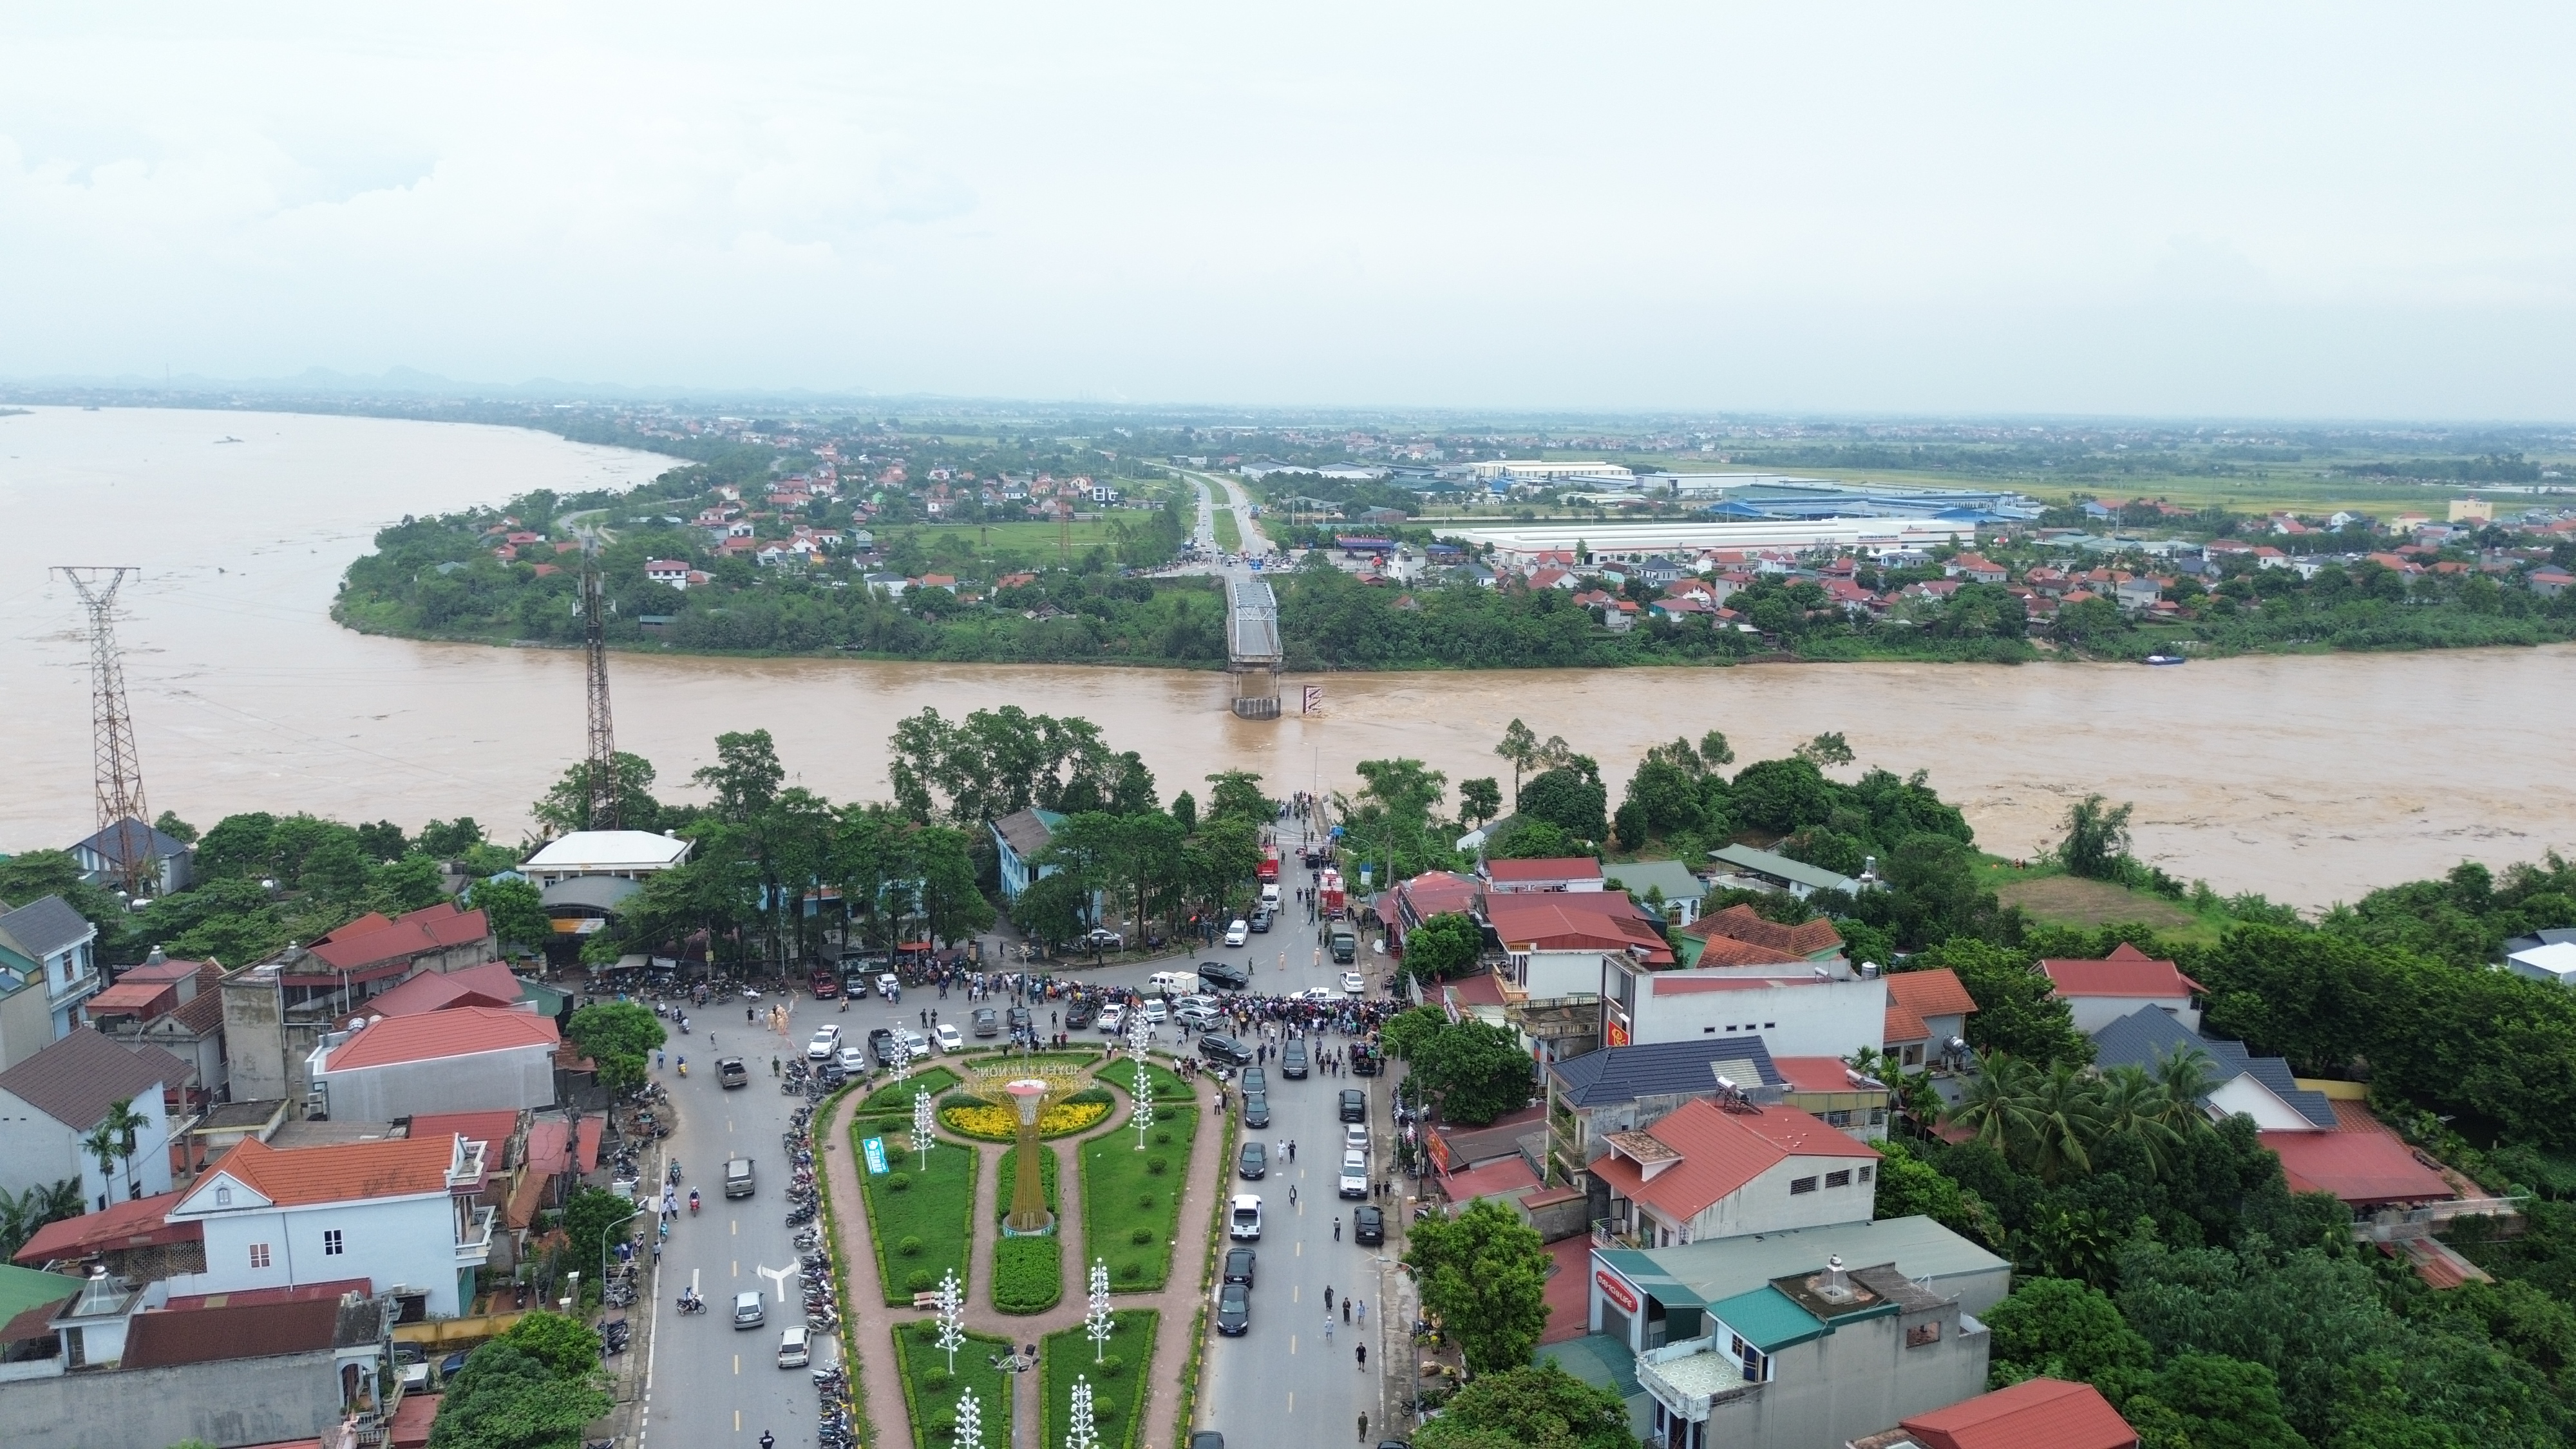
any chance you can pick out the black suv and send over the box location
[1197,960,1250,991]
[868,1027,900,1068]
[1222,1246,1256,1287]
[1339,1088,1367,1123]
[1353,1205,1385,1246]
[971,1007,999,1037]
[1065,1000,1097,1030]
[1281,1039,1309,1079]
[1198,1034,1253,1068]
[1007,1006,1032,1036]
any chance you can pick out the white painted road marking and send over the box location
[756,1262,797,1302]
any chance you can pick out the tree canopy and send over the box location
[1403,1199,1553,1375]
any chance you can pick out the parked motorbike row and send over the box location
[813,1364,856,1449]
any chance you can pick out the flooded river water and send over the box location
[3,405,2568,908]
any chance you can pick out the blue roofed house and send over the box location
[0,897,104,1059]
[68,819,195,898]
[2088,1004,2338,1132]
[990,808,1068,904]
[1547,1035,1783,1191]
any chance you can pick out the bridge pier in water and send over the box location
[1227,578,1285,721]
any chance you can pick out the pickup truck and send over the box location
[1329,926,1358,963]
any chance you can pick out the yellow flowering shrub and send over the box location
[940,1100,1110,1141]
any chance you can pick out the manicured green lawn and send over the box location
[1080,1106,1199,1291]
[857,1120,977,1304]
[865,1067,961,1112]
[1042,1310,1160,1449]
[1104,1057,1197,1104]
[1213,508,1243,552]
[992,1234,1064,1314]
[893,1320,1015,1449]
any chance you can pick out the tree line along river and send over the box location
[2,404,2570,908]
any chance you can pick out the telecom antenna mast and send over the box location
[55,567,153,894]
[580,540,621,831]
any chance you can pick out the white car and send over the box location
[1291,986,1335,1004]
[1173,994,1220,1014]
[876,973,902,999]
[1340,972,1365,995]
[1338,1150,1369,1198]
[1097,1003,1127,1034]
[1141,1000,1168,1025]
[805,1026,843,1062]
[1223,919,1249,947]
[895,1027,930,1060]
[834,1046,869,1076]
[1345,1123,1370,1155]
[1229,1193,1263,1240]
[934,1023,965,1054]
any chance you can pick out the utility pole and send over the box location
[55,567,153,895]
[581,542,620,831]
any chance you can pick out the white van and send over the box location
[777,1324,810,1368]
[1260,882,1282,909]
[1148,970,1200,996]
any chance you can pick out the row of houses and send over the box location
[1359,851,2483,1449]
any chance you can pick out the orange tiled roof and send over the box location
[1587,1099,1876,1222]
[324,1005,559,1071]
[1886,967,1977,1019]
[194,1135,457,1208]
[1687,904,1843,958]
[1885,1003,1932,1045]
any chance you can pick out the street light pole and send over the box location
[601,1203,645,1297]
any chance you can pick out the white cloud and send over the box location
[1,2,2573,413]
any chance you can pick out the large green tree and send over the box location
[565,1003,664,1090]
[428,1341,611,1449]
[466,876,553,953]
[493,1309,603,1383]
[1403,1199,1552,1374]
[1409,1018,1535,1126]
[1410,1362,1631,1449]
[1517,761,1606,843]
[1402,911,1484,985]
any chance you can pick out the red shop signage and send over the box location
[1596,1270,1640,1315]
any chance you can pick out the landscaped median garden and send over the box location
[1041,1310,1160,1449]
[1079,1098,1198,1290]
[992,1143,1065,1314]
[857,1118,978,1303]
[892,1319,1016,1449]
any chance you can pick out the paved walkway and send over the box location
[822,1054,1227,1449]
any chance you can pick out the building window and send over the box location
[1902,1045,1924,1066]
[1907,1321,1942,1347]
[1869,1106,1886,1124]
[1790,1176,1817,1195]
[1763,1022,1776,1029]
[1859,1164,1874,1182]
[249,1243,271,1269]
[1825,1109,1852,1127]
[1826,1170,1852,1188]
[214,1186,232,1207]
[323,1229,345,1256]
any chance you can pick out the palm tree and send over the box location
[2150,1044,2221,1136]
[83,1097,152,1206]
[0,1179,86,1261]
[79,1123,120,1211]
[1947,1052,2036,1156]
[2094,1065,2186,1179]
[2021,1063,2109,1184]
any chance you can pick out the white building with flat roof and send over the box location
[1447,518,1969,567]
[522,830,694,886]
[1467,460,1638,484]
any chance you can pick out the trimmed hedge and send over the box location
[992,1234,1065,1314]
[893,1320,1014,1449]
[1041,1309,1159,1449]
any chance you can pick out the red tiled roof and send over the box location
[2040,942,2202,999]
[1886,967,1977,1018]
[2260,1129,2453,1206]
[1689,935,1808,968]
[323,1005,559,1070]
[1484,857,1603,884]
[1444,971,1509,1008]
[305,903,491,974]
[190,1135,457,1209]
[409,1110,519,1159]
[1900,1376,2137,1449]
[1586,1099,1875,1221]
[1441,1156,1540,1202]
[1772,1056,1866,1094]
[525,1118,573,1176]
[1687,904,1843,958]
[388,1392,441,1449]
[1483,892,1672,964]
[12,1191,194,1265]
[367,961,526,1018]
[1397,871,1480,920]
[122,1296,345,1368]
[84,980,177,1017]
[164,1277,370,1312]
[1885,1003,1931,1045]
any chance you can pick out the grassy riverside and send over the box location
[1041,1311,1160,1449]
[892,1321,1015,1449]
[1079,1105,1199,1291]
[857,1120,977,1304]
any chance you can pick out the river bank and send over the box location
[5,404,2573,909]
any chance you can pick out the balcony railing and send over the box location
[1592,1216,1642,1250]
[454,1206,497,1264]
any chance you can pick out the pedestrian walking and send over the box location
[1323,1312,1334,1342]
[1287,1139,1297,1162]
[1356,1298,1365,1326]
[1343,1299,1351,1323]
[1356,1343,1367,1369]
[1357,1412,1368,1443]
[1334,1218,1342,1241]
[1324,1285,1334,1311]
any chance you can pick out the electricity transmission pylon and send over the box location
[581,541,621,831]
[55,567,153,895]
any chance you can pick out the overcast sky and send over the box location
[5,4,2572,418]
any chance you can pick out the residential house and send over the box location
[1683,905,1844,969]
[0,1281,397,1449]
[644,559,694,589]
[2040,942,2203,1032]
[2089,1005,2336,1132]
[1376,869,1482,951]
[2530,568,2575,600]
[223,903,500,1108]
[1587,1098,1881,1249]
[1481,857,1605,894]
[67,820,194,898]
[1707,844,1868,900]
[361,960,537,1018]
[82,953,227,1114]
[990,808,1069,904]
[1942,554,2007,585]
[1851,1376,2137,1449]
[0,897,103,1046]
[0,1027,185,1209]
[1547,1036,1783,1194]
[2506,940,2576,987]
[1631,1256,1989,1449]
[1603,958,1887,1059]
[1881,969,1977,1070]
[306,1006,561,1121]
[1772,1057,1891,1144]
[1484,891,1673,999]
[1589,1215,2010,1356]
[162,1133,495,1318]
[1600,860,1707,925]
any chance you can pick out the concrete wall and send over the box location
[173,1193,468,1317]
[0,978,57,1074]
[1637,1155,1873,1246]
[2063,994,2199,1035]
[0,1347,348,1448]
[317,1045,555,1121]
[0,1083,173,1208]
[1700,1311,1989,1449]
[220,976,292,1103]
[1619,975,1883,1060]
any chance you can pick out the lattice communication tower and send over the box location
[582,544,620,830]
[55,567,153,894]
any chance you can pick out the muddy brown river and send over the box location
[3,405,2566,908]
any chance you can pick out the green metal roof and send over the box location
[1595,1248,1709,1309]
[1705,1285,1827,1353]
[0,1264,85,1323]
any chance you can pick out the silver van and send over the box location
[777,1324,810,1367]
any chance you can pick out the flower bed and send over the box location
[1079,1105,1199,1291]
[1041,1310,1160,1449]
[942,1099,1110,1141]
[991,1235,1064,1314]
